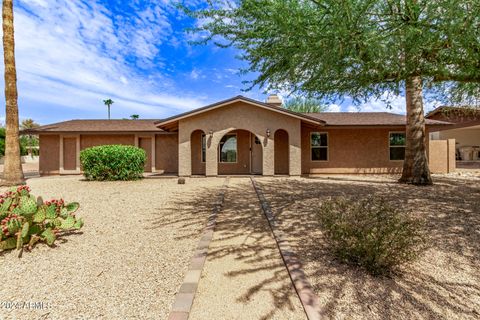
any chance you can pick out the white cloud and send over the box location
[190,68,203,80]
[0,0,204,121]
[326,104,341,112]
[345,92,441,115]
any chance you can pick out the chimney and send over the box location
[266,94,282,107]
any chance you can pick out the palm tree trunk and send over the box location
[2,0,24,186]
[108,105,110,120]
[399,76,432,185]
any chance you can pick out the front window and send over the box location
[219,133,237,162]
[389,132,406,160]
[201,134,206,162]
[311,132,328,161]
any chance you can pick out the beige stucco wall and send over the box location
[428,139,456,173]
[39,133,170,176]
[39,134,60,175]
[80,134,135,149]
[155,134,178,174]
[437,127,480,148]
[301,126,406,174]
[178,101,303,176]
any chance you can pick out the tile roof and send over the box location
[304,112,451,126]
[27,99,452,134]
[25,119,163,133]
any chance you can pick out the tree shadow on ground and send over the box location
[145,184,224,241]
[257,176,480,320]
[147,178,304,320]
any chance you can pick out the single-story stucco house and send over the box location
[27,95,455,176]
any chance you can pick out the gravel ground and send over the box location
[189,178,306,320]
[0,176,225,320]
[258,174,480,320]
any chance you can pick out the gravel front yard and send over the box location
[258,174,480,320]
[189,178,305,320]
[0,176,225,320]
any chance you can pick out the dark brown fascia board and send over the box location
[323,123,452,129]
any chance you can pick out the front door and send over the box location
[251,134,263,174]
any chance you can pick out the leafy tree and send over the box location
[0,127,5,156]
[283,97,326,113]
[130,114,140,120]
[103,99,114,120]
[20,118,39,130]
[20,118,39,156]
[2,0,24,185]
[186,0,480,185]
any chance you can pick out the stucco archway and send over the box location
[191,129,206,175]
[217,129,263,175]
[274,129,289,175]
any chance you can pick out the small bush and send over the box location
[318,196,426,276]
[80,145,146,181]
[0,186,83,253]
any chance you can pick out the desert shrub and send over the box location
[0,186,83,253]
[318,196,426,276]
[80,145,146,181]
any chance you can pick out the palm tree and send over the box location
[130,114,139,120]
[20,118,39,130]
[1,0,24,186]
[20,119,39,156]
[103,99,114,119]
[283,97,327,113]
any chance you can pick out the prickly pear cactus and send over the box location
[0,185,83,253]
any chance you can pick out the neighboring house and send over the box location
[427,106,480,161]
[27,95,453,176]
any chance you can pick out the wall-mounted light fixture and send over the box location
[209,130,213,137]
[266,129,271,137]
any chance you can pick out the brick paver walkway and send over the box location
[188,178,306,320]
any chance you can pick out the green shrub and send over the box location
[0,128,33,156]
[0,185,83,253]
[0,128,4,156]
[318,196,426,276]
[80,145,146,181]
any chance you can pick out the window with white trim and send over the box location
[219,133,237,163]
[311,132,328,161]
[389,132,406,160]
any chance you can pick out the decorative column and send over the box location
[289,123,302,176]
[76,135,81,172]
[178,124,192,176]
[151,135,156,172]
[262,136,275,176]
[205,132,218,176]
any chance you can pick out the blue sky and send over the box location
[0,0,440,125]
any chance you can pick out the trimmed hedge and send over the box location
[80,145,146,181]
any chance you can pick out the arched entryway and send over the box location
[217,129,263,175]
[191,129,206,175]
[274,129,289,175]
